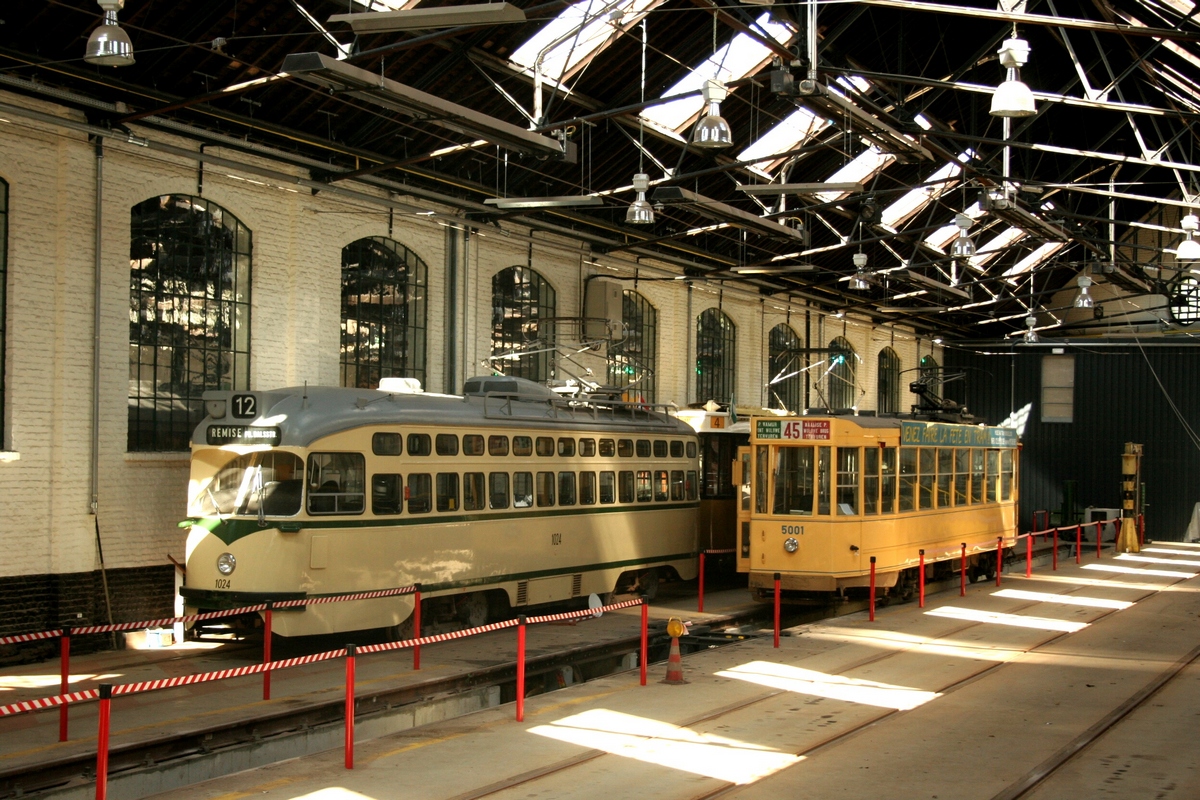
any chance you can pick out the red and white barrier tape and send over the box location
[0,630,63,645]
[525,597,644,624]
[0,689,100,717]
[111,649,347,696]
[358,617,522,655]
[274,585,418,609]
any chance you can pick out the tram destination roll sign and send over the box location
[901,422,1018,448]
[207,425,282,446]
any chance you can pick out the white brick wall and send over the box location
[0,89,936,578]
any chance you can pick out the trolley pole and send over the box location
[918,550,925,608]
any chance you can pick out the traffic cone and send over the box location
[661,637,687,684]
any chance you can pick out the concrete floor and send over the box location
[138,543,1200,800]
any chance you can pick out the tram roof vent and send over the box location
[463,375,558,400]
[379,377,423,394]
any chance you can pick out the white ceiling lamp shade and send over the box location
[950,213,977,257]
[692,80,733,149]
[990,38,1035,118]
[1023,315,1039,343]
[626,173,655,224]
[850,252,871,290]
[85,0,135,67]
[1073,275,1095,308]
[1178,213,1200,260]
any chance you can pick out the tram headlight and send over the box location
[216,552,237,575]
[784,537,799,553]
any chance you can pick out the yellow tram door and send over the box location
[735,446,753,574]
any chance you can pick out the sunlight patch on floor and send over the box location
[1084,563,1197,579]
[715,660,940,710]
[991,588,1133,610]
[925,606,1088,632]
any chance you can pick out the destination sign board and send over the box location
[755,419,830,440]
[901,422,1017,448]
[207,426,282,446]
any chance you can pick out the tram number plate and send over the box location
[781,525,804,536]
[551,533,562,546]
[215,579,231,589]
[231,394,257,419]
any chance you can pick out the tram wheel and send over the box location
[637,568,660,601]
[457,592,490,628]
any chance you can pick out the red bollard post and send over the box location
[918,550,926,608]
[344,645,356,769]
[1076,525,1082,564]
[412,584,422,671]
[1138,514,1145,547]
[697,551,706,613]
[263,603,273,701]
[773,573,781,649]
[639,601,648,686]
[95,684,112,800]
[1025,534,1032,578]
[59,627,70,742]
[996,537,1003,586]
[516,616,527,722]
[960,543,967,596]
[1052,528,1058,571]
[869,557,877,621]
[1097,521,1103,559]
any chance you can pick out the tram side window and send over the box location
[670,441,683,458]
[464,472,485,511]
[863,448,879,515]
[599,439,616,457]
[195,451,306,518]
[408,434,432,457]
[372,474,403,515]
[685,470,698,501]
[636,470,653,502]
[436,473,459,512]
[987,449,1000,502]
[558,472,576,506]
[756,446,770,515]
[558,438,575,457]
[618,471,635,503]
[670,470,684,501]
[513,436,533,457]
[899,448,917,512]
[704,435,737,500]
[954,449,970,506]
[407,473,432,514]
[918,448,935,510]
[836,448,859,515]
[618,439,634,457]
[971,450,984,504]
[513,472,533,508]
[579,438,596,457]
[636,440,651,458]
[773,446,814,516]
[436,434,459,456]
[817,447,831,516]
[489,472,510,509]
[600,471,616,504]
[536,471,555,506]
[463,435,485,456]
[936,449,953,508]
[686,441,697,459]
[881,447,897,514]
[489,435,510,456]
[372,433,402,456]
[536,437,555,457]
[654,470,669,501]
[653,440,668,458]
[307,452,366,515]
[580,472,596,504]
[1001,449,1014,501]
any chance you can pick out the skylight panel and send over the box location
[365,0,421,10]
[879,159,965,229]
[640,13,795,135]
[925,202,983,251]
[737,107,831,176]
[511,0,659,84]
[970,226,1027,270]
[1003,241,1064,281]
[816,146,896,203]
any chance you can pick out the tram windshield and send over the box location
[190,451,305,517]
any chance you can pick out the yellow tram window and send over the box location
[618,439,634,457]
[971,449,984,504]
[580,472,597,504]
[307,452,366,515]
[558,438,576,457]
[407,474,432,514]
[636,470,653,502]
[670,441,683,458]
[918,448,935,510]
[987,450,1000,502]
[636,440,652,458]
[489,472,510,509]
[654,470,669,501]
[436,473,459,512]
[536,437,555,457]
[836,448,859,515]
[686,441,698,459]
[816,446,831,515]
[579,438,596,457]
[372,432,401,456]
[618,471,635,502]
[936,449,952,508]
[670,470,684,500]
[464,472,485,511]
[881,447,897,514]
[740,451,751,511]
[408,434,432,457]
[653,440,668,458]
[489,435,509,456]
[513,472,533,508]
[463,435,485,456]
[536,471,555,506]
[513,437,533,457]
[436,434,459,456]
[599,439,616,457]
[686,470,698,501]
[863,447,879,515]
[1000,449,1014,501]
[755,446,770,515]
[773,446,814,516]
[954,449,970,506]
[371,474,402,515]
[899,448,917,512]
[599,471,616,504]
[558,472,577,505]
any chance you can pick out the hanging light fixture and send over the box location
[85,0,135,67]
[850,252,871,290]
[1023,315,1039,343]
[1073,275,1095,308]
[950,213,977,257]
[692,79,733,149]
[1178,213,1200,260]
[990,37,1035,118]
[626,173,655,224]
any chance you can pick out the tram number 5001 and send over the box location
[551,533,562,546]
[231,394,257,419]
[781,525,804,536]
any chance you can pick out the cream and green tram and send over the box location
[736,416,1019,599]
[180,376,701,637]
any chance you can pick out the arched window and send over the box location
[767,324,802,413]
[0,179,7,450]
[696,308,736,404]
[341,237,428,389]
[877,347,901,414]
[129,195,251,452]
[827,336,857,410]
[491,266,556,382]
[607,290,656,403]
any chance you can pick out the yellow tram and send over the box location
[736,415,1019,599]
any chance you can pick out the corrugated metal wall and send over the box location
[944,345,1200,541]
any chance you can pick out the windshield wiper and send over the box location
[205,486,227,521]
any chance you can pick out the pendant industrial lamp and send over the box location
[950,213,977,257]
[1023,315,1039,343]
[85,0,135,67]
[1073,275,1095,308]
[850,251,871,290]
[627,21,655,224]
[1178,213,1200,260]
[692,80,733,149]
[990,37,1035,118]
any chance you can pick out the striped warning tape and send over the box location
[0,689,100,717]
[0,630,63,645]
[110,649,347,696]
[358,617,521,655]
[525,597,644,624]
[273,585,418,609]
